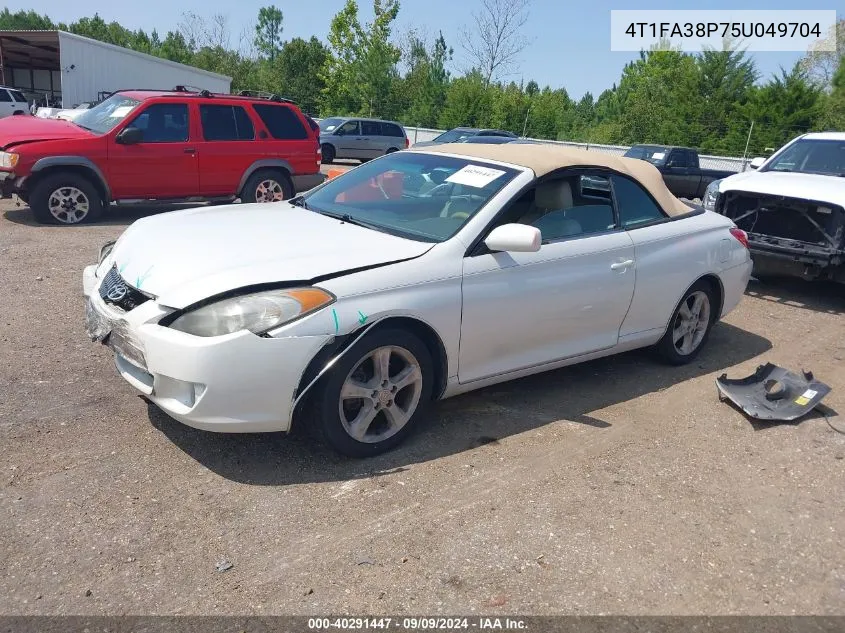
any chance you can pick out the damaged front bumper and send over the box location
[718,191,845,282]
[83,264,332,433]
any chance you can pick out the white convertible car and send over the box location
[83,143,752,456]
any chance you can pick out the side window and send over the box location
[126,103,189,143]
[611,175,667,228]
[0,90,11,103]
[252,104,308,140]
[669,150,688,168]
[383,123,404,137]
[337,120,360,136]
[361,121,381,136]
[200,104,254,141]
[512,173,615,242]
[10,90,27,103]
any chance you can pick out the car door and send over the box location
[107,102,200,199]
[360,120,384,158]
[662,149,692,197]
[334,119,362,159]
[459,172,637,384]
[196,102,256,197]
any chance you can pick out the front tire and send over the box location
[30,173,104,225]
[321,143,336,164]
[312,328,434,457]
[240,169,293,204]
[655,280,717,365]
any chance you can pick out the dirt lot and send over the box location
[1,196,844,616]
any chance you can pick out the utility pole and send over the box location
[522,106,531,138]
[741,120,754,170]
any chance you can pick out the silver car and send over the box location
[319,117,408,163]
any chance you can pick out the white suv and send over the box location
[0,86,30,118]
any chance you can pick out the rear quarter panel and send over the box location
[620,211,749,338]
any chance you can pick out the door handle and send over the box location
[183,148,196,154]
[610,259,634,270]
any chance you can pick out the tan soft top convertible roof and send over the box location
[412,142,694,217]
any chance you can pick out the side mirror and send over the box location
[116,126,143,145]
[749,157,766,170]
[334,128,345,136]
[484,223,542,253]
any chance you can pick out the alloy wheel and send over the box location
[338,345,423,443]
[48,187,90,224]
[255,179,285,203]
[672,290,711,356]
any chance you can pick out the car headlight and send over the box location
[0,152,19,169]
[169,288,335,337]
[98,240,116,264]
[703,179,722,212]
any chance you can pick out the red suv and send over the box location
[0,88,325,225]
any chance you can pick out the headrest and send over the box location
[535,180,572,209]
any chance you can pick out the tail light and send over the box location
[404,137,409,148]
[729,227,749,248]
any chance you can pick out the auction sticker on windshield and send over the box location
[445,165,507,188]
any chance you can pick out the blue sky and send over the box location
[4,0,835,98]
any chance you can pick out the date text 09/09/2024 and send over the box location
[307,617,528,630]
[624,22,822,39]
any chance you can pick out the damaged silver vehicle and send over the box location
[704,132,845,283]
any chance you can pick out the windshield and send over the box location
[319,117,345,132]
[762,139,845,176]
[72,93,141,134]
[301,152,519,242]
[624,145,669,164]
[433,129,476,143]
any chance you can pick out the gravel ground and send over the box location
[1,198,844,616]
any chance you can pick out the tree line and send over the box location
[1,2,843,157]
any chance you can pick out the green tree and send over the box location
[320,0,363,115]
[404,31,452,127]
[743,63,823,154]
[0,8,55,30]
[819,56,845,129]
[254,6,284,61]
[271,37,328,113]
[439,70,493,128]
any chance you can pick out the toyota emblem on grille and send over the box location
[106,282,129,302]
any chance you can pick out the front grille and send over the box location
[98,265,151,312]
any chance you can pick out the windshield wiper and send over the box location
[314,209,390,233]
[289,195,309,209]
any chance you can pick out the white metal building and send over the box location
[0,30,231,107]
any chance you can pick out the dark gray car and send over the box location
[413,127,517,148]
[319,117,408,163]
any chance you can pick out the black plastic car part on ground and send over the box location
[716,363,831,421]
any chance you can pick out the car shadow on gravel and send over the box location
[745,276,845,316]
[147,321,772,486]
[3,203,210,227]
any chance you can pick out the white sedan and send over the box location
[82,143,753,457]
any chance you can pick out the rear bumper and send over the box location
[292,172,326,193]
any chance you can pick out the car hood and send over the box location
[0,115,93,149]
[719,170,845,205]
[110,203,434,309]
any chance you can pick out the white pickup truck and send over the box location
[704,132,845,284]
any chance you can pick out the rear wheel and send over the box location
[241,169,293,204]
[386,147,399,154]
[30,173,104,225]
[655,280,717,365]
[321,143,336,164]
[312,328,434,457]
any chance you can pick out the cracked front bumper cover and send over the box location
[716,363,831,421]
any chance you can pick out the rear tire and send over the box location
[312,328,434,457]
[386,147,399,154]
[654,280,718,365]
[321,144,335,164]
[240,169,293,204]
[30,172,104,225]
